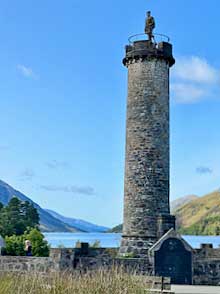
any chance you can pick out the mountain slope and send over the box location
[110,191,220,235]
[109,196,198,233]
[108,224,123,233]
[171,195,198,212]
[46,209,109,232]
[175,190,220,235]
[0,180,81,232]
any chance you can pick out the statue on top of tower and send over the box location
[145,11,155,42]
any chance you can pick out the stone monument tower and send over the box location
[120,14,175,258]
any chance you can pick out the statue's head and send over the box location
[147,11,151,17]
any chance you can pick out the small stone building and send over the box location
[149,229,193,285]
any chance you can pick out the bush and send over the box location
[90,240,101,248]
[3,228,49,257]
[3,235,26,256]
[25,228,50,257]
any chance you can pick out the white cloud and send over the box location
[172,56,219,84]
[171,56,220,103]
[171,83,207,104]
[17,64,38,79]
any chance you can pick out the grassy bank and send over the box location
[0,268,149,294]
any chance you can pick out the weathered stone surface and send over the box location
[120,40,175,257]
[193,244,220,286]
[0,256,55,273]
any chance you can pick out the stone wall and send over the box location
[193,244,220,286]
[49,248,74,270]
[0,247,150,275]
[0,248,76,273]
[0,247,119,274]
[0,256,57,273]
[73,257,150,275]
[1,244,220,286]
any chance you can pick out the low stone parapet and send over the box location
[0,256,57,273]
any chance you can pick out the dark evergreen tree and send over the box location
[0,197,39,237]
[6,197,25,235]
[23,201,40,228]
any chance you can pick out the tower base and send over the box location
[119,214,175,258]
[119,236,157,258]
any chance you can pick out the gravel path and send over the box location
[172,285,220,294]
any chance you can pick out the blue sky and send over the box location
[0,1,220,227]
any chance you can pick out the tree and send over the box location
[22,201,40,228]
[0,205,15,237]
[0,197,39,237]
[6,197,26,235]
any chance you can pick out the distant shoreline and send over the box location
[44,232,220,249]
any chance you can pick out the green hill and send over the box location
[110,191,220,235]
[109,196,197,234]
[171,195,198,212]
[174,190,220,235]
[108,224,123,233]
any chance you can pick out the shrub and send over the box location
[90,240,101,248]
[3,235,26,256]
[3,228,49,257]
[25,228,49,257]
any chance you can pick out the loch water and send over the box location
[44,232,220,249]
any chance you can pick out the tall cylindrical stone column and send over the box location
[120,40,175,257]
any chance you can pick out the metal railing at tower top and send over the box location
[128,33,170,44]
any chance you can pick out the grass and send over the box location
[0,268,149,294]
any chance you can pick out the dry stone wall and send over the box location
[0,256,57,273]
[1,245,220,285]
